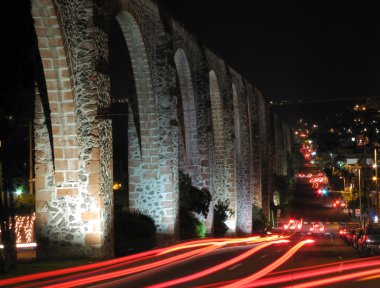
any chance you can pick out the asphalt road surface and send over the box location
[3,164,380,287]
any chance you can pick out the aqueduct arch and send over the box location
[208,70,225,203]
[174,49,201,185]
[30,0,290,259]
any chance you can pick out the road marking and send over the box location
[276,249,282,253]
[260,255,268,259]
[338,256,343,259]
[228,263,242,270]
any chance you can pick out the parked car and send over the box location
[344,229,357,245]
[358,223,380,257]
[353,228,365,249]
[338,222,360,238]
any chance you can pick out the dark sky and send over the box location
[1,1,380,128]
[160,1,380,126]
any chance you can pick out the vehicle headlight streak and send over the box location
[246,257,380,287]
[158,236,262,255]
[147,239,290,288]
[40,245,220,288]
[35,236,282,288]
[221,239,315,288]
[0,247,166,287]
[5,236,380,288]
[286,267,380,288]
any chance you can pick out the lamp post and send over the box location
[359,167,362,217]
[340,176,346,192]
[375,148,380,218]
[29,120,34,194]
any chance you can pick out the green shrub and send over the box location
[213,200,234,237]
[179,171,211,239]
[195,221,206,239]
[114,209,157,257]
[179,172,211,218]
[252,204,271,232]
[13,194,35,215]
[179,211,200,239]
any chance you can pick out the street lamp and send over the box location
[359,167,362,217]
[375,148,380,217]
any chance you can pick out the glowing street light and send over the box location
[15,187,23,197]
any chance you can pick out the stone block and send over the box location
[85,233,102,246]
[35,175,46,190]
[65,171,79,182]
[55,159,68,170]
[64,147,78,158]
[87,184,100,196]
[36,212,49,224]
[81,211,100,221]
[91,147,100,161]
[54,171,64,184]
[88,173,100,185]
[36,190,51,202]
[85,160,99,173]
[56,187,79,196]
[54,147,64,159]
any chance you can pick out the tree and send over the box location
[213,199,234,236]
[179,171,211,239]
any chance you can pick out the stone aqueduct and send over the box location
[31,0,291,258]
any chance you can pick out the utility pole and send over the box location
[0,140,2,193]
[359,167,362,217]
[29,120,34,194]
[376,148,380,218]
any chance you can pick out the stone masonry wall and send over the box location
[32,0,289,258]
[231,69,252,234]
[32,0,109,258]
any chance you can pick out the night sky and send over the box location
[0,0,379,190]
[1,0,380,126]
[160,0,380,126]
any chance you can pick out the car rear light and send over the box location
[365,235,373,243]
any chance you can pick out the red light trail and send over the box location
[39,236,283,288]
[147,239,289,288]
[221,239,315,287]
[4,236,379,288]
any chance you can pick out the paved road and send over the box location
[4,164,380,287]
[287,165,350,223]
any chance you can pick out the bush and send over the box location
[13,194,35,215]
[252,204,271,232]
[213,200,234,237]
[179,212,204,239]
[179,172,211,218]
[114,209,157,257]
[179,171,211,239]
[195,221,206,239]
